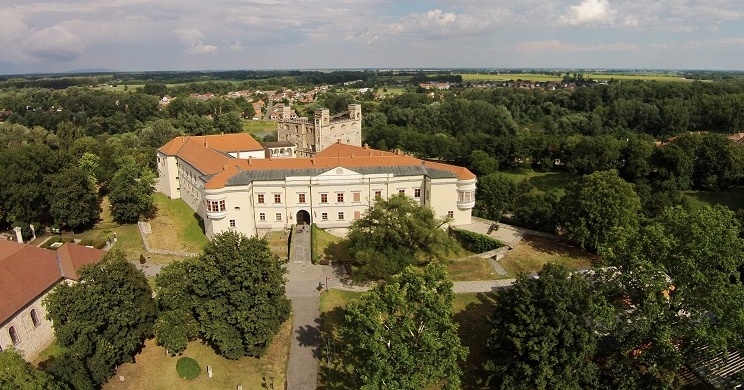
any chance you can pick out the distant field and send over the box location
[459,73,687,82]
[684,186,744,212]
[243,119,276,134]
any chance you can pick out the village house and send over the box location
[0,241,105,359]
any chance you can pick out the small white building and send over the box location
[157,134,476,239]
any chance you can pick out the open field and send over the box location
[264,230,290,259]
[459,72,688,82]
[311,226,351,263]
[684,186,744,212]
[104,319,292,390]
[499,236,596,277]
[147,193,208,254]
[445,257,498,281]
[318,289,498,389]
[243,119,277,134]
[498,168,575,195]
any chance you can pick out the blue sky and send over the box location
[1,0,743,74]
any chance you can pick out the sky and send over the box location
[1,0,744,74]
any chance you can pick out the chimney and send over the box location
[248,157,252,166]
[394,148,402,155]
[311,158,316,166]
[337,139,342,144]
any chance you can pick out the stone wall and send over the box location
[0,290,55,359]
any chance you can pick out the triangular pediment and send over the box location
[316,166,361,177]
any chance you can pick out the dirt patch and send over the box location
[499,235,597,277]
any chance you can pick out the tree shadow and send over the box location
[192,212,205,234]
[453,292,498,390]
[317,306,354,390]
[296,320,322,359]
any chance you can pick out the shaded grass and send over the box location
[499,236,595,277]
[683,186,744,212]
[312,228,351,263]
[445,257,497,281]
[498,169,575,195]
[453,292,498,390]
[32,339,65,367]
[104,319,292,390]
[147,194,208,254]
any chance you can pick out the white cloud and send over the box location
[560,0,616,26]
[515,39,637,52]
[175,28,219,54]
[21,25,86,62]
[390,9,493,38]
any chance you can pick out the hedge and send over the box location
[176,357,201,380]
[450,228,506,253]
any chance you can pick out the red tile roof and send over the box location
[158,134,263,156]
[0,240,104,325]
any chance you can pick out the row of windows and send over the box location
[256,189,422,205]
[233,210,454,227]
[206,199,226,213]
[457,190,475,203]
[4,309,41,347]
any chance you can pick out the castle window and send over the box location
[298,193,306,203]
[206,200,226,213]
[354,211,361,220]
[447,211,454,219]
[338,212,345,220]
[30,309,40,327]
[414,188,421,198]
[353,192,361,202]
[398,189,405,195]
[337,193,344,203]
[9,326,19,345]
[229,219,236,228]
[257,194,265,204]
[276,213,282,221]
[322,213,328,221]
[320,193,328,203]
[374,190,382,199]
[274,194,282,204]
[259,213,266,221]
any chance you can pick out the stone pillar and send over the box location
[30,224,36,241]
[13,226,23,243]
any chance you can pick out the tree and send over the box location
[597,206,744,387]
[339,265,467,390]
[155,231,291,359]
[0,143,61,224]
[558,170,640,250]
[345,194,456,280]
[47,167,100,231]
[486,264,598,389]
[44,251,157,386]
[108,156,155,223]
[0,349,63,390]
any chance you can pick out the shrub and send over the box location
[310,223,318,264]
[450,228,505,253]
[176,357,200,380]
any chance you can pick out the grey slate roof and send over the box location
[225,165,456,186]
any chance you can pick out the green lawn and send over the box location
[498,168,575,195]
[445,257,498,281]
[148,193,208,254]
[311,226,351,263]
[499,236,596,278]
[683,186,744,212]
[243,119,276,134]
[264,230,290,259]
[104,320,292,390]
[318,289,497,389]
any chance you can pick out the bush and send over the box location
[450,228,505,253]
[77,239,94,247]
[176,357,200,380]
[310,223,319,264]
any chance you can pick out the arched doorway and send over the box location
[296,210,311,225]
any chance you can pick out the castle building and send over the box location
[156,133,476,239]
[276,104,362,157]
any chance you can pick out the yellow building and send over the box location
[157,134,476,239]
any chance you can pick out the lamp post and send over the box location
[325,277,329,292]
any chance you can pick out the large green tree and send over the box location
[0,349,63,390]
[346,194,456,280]
[558,170,640,250]
[47,167,100,231]
[108,156,155,223]
[44,251,157,386]
[0,143,61,224]
[486,264,598,390]
[339,265,467,390]
[154,231,291,359]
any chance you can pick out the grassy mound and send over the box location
[176,356,201,380]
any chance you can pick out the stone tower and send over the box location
[277,104,362,157]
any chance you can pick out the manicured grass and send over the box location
[445,257,497,281]
[104,319,291,390]
[499,236,595,277]
[243,119,276,134]
[498,169,575,195]
[683,186,744,212]
[147,194,208,254]
[312,227,351,263]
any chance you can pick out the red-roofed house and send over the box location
[0,241,105,359]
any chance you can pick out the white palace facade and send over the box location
[156,133,476,239]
